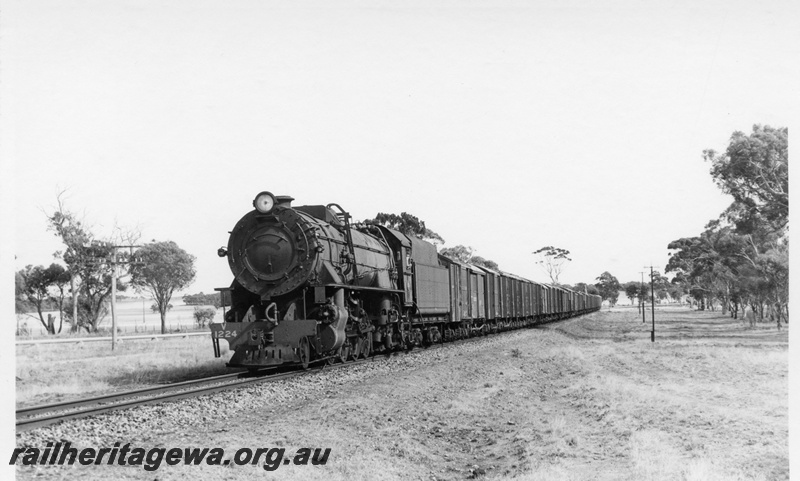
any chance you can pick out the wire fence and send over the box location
[15,299,223,339]
[16,331,210,346]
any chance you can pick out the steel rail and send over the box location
[15,369,286,432]
[17,313,595,432]
[16,360,364,432]
[17,371,253,418]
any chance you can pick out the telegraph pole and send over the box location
[644,265,656,342]
[111,264,117,349]
[106,244,143,350]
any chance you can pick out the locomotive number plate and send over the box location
[213,330,238,338]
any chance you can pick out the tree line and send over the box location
[15,193,197,335]
[563,125,788,318]
[666,125,788,325]
[362,213,503,270]
[364,216,623,303]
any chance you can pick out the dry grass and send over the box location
[16,336,232,406]
[225,308,784,480]
[15,306,788,480]
[500,308,789,481]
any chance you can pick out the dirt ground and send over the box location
[15,307,788,480]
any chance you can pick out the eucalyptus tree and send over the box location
[364,212,445,244]
[573,282,599,296]
[130,241,196,334]
[532,246,571,285]
[667,223,742,314]
[47,193,137,332]
[469,256,500,270]
[15,264,69,334]
[673,124,791,323]
[704,125,788,232]
[623,282,639,306]
[47,192,91,331]
[595,271,621,307]
[439,245,500,270]
[439,245,473,263]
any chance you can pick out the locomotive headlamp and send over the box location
[253,191,276,214]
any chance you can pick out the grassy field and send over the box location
[94,305,786,481]
[202,306,787,481]
[15,335,234,407]
[561,304,787,344]
[15,306,789,480]
[507,307,789,480]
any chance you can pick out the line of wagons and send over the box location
[382,232,602,339]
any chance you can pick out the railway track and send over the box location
[17,317,584,432]
[14,336,470,432]
[16,368,292,432]
[16,353,391,432]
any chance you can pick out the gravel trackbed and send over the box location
[16,307,788,480]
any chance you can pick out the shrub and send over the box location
[193,307,217,328]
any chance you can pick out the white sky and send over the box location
[0,0,798,469]
[3,0,798,294]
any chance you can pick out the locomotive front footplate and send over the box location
[211,320,317,367]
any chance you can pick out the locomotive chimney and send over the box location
[276,195,294,208]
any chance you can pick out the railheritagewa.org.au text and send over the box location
[11,442,331,471]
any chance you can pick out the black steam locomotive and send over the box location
[211,191,601,369]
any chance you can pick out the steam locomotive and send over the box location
[210,191,601,369]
